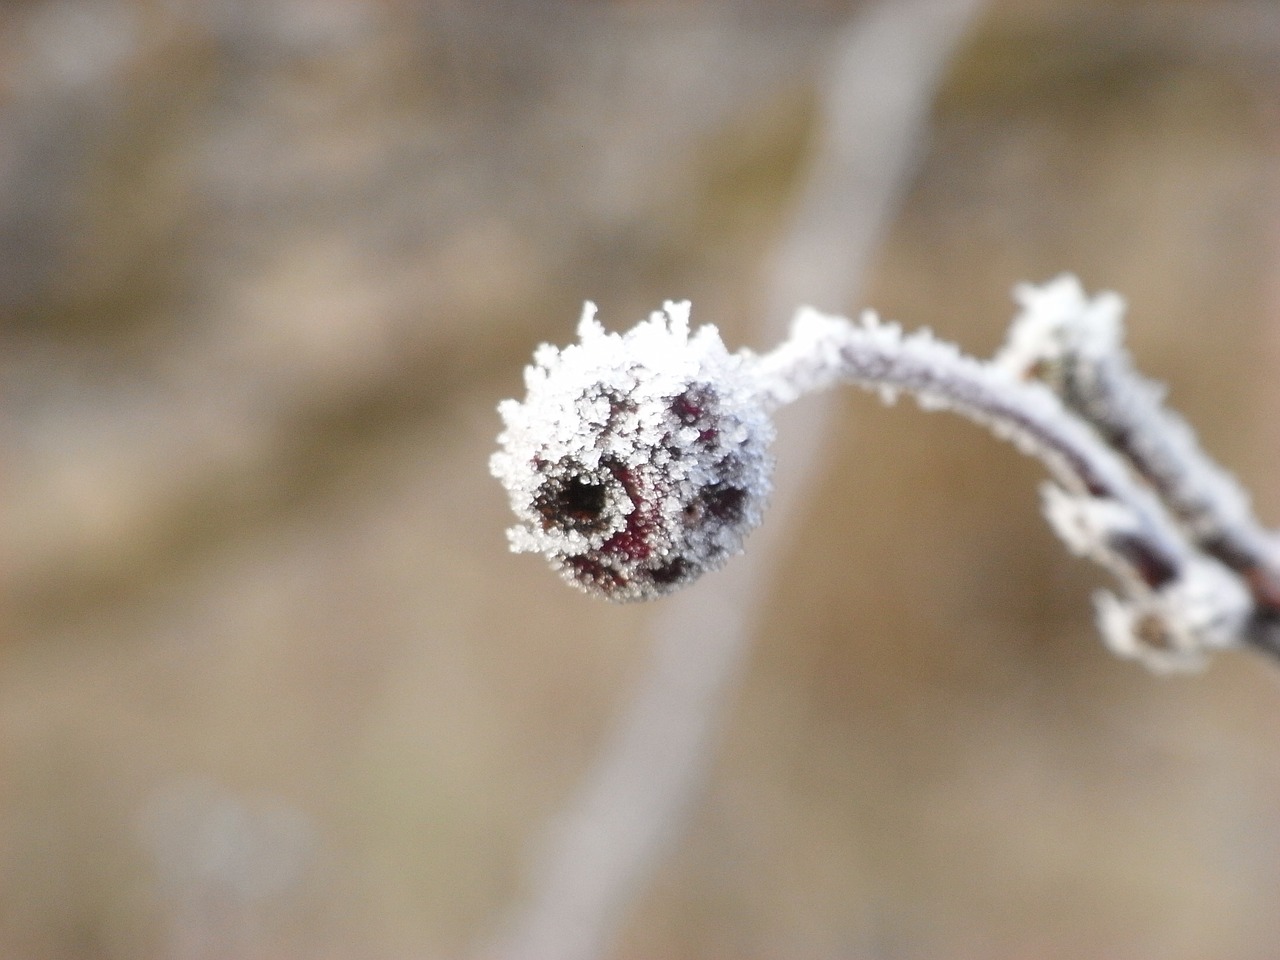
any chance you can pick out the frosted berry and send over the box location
[490,301,774,601]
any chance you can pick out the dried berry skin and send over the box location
[490,301,774,601]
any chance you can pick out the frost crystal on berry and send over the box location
[490,301,775,601]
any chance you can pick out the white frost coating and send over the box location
[491,301,775,601]
[1041,483,1141,570]
[1095,556,1252,672]
[1001,276,1267,562]
[1043,483,1248,667]
[494,285,1269,669]
[762,305,1190,571]
[998,274,1124,377]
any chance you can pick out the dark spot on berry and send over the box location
[670,384,714,425]
[564,555,626,592]
[536,473,609,533]
[649,558,691,586]
[701,484,748,525]
[669,384,721,445]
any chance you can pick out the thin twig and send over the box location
[997,277,1280,659]
[759,308,1196,583]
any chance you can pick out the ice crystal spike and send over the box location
[490,301,775,601]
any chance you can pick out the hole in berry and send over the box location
[536,474,609,533]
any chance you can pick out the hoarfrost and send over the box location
[492,281,1276,670]
[491,302,775,601]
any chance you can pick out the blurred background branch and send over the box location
[483,2,985,958]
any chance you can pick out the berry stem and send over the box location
[748,301,1279,670]
[756,308,1192,587]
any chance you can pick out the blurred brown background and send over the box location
[3,0,1280,958]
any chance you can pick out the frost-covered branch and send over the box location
[998,276,1280,622]
[492,278,1279,672]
